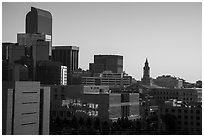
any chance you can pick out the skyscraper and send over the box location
[52,46,79,74]
[26,7,52,56]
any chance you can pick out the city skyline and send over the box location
[2,2,202,83]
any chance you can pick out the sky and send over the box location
[2,2,202,83]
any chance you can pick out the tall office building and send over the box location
[26,7,52,56]
[52,46,79,74]
[90,55,123,74]
[2,81,50,135]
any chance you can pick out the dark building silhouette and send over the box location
[52,46,79,85]
[90,55,123,74]
[52,46,79,73]
[36,61,67,85]
[141,58,151,86]
[26,7,52,56]
[2,43,25,63]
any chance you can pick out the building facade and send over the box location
[90,55,123,74]
[153,75,183,88]
[52,46,79,74]
[50,85,139,121]
[36,61,67,85]
[149,88,200,103]
[26,7,52,56]
[2,81,50,135]
[158,100,202,134]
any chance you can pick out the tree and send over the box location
[71,116,79,128]
[86,117,92,128]
[79,117,85,126]
[101,121,110,135]
[94,117,101,130]
[161,114,177,134]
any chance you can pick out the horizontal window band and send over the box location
[22,92,38,94]
[22,112,37,115]
[21,122,36,126]
[22,102,38,104]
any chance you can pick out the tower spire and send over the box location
[141,58,151,86]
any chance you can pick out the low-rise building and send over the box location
[50,85,139,121]
[158,100,202,134]
[149,88,200,103]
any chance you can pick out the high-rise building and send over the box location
[141,58,151,86]
[52,46,79,74]
[90,55,123,74]
[26,7,52,56]
[2,81,50,135]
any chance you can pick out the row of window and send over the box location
[177,115,201,120]
[157,96,194,101]
[161,108,201,114]
[177,120,201,127]
[177,127,201,133]
[153,91,194,96]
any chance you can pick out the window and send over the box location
[165,109,169,113]
[178,115,181,119]
[54,95,58,100]
[191,128,193,132]
[184,109,188,113]
[61,95,65,100]
[178,109,181,113]
[196,122,200,126]
[191,116,193,119]
[171,109,175,113]
[191,110,193,113]
[196,116,200,120]
[61,87,65,92]
[196,110,200,114]
[177,121,181,125]
[184,121,188,125]
[196,129,200,133]
[184,116,188,119]
[191,122,194,125]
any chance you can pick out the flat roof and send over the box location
[52,46,79,50]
